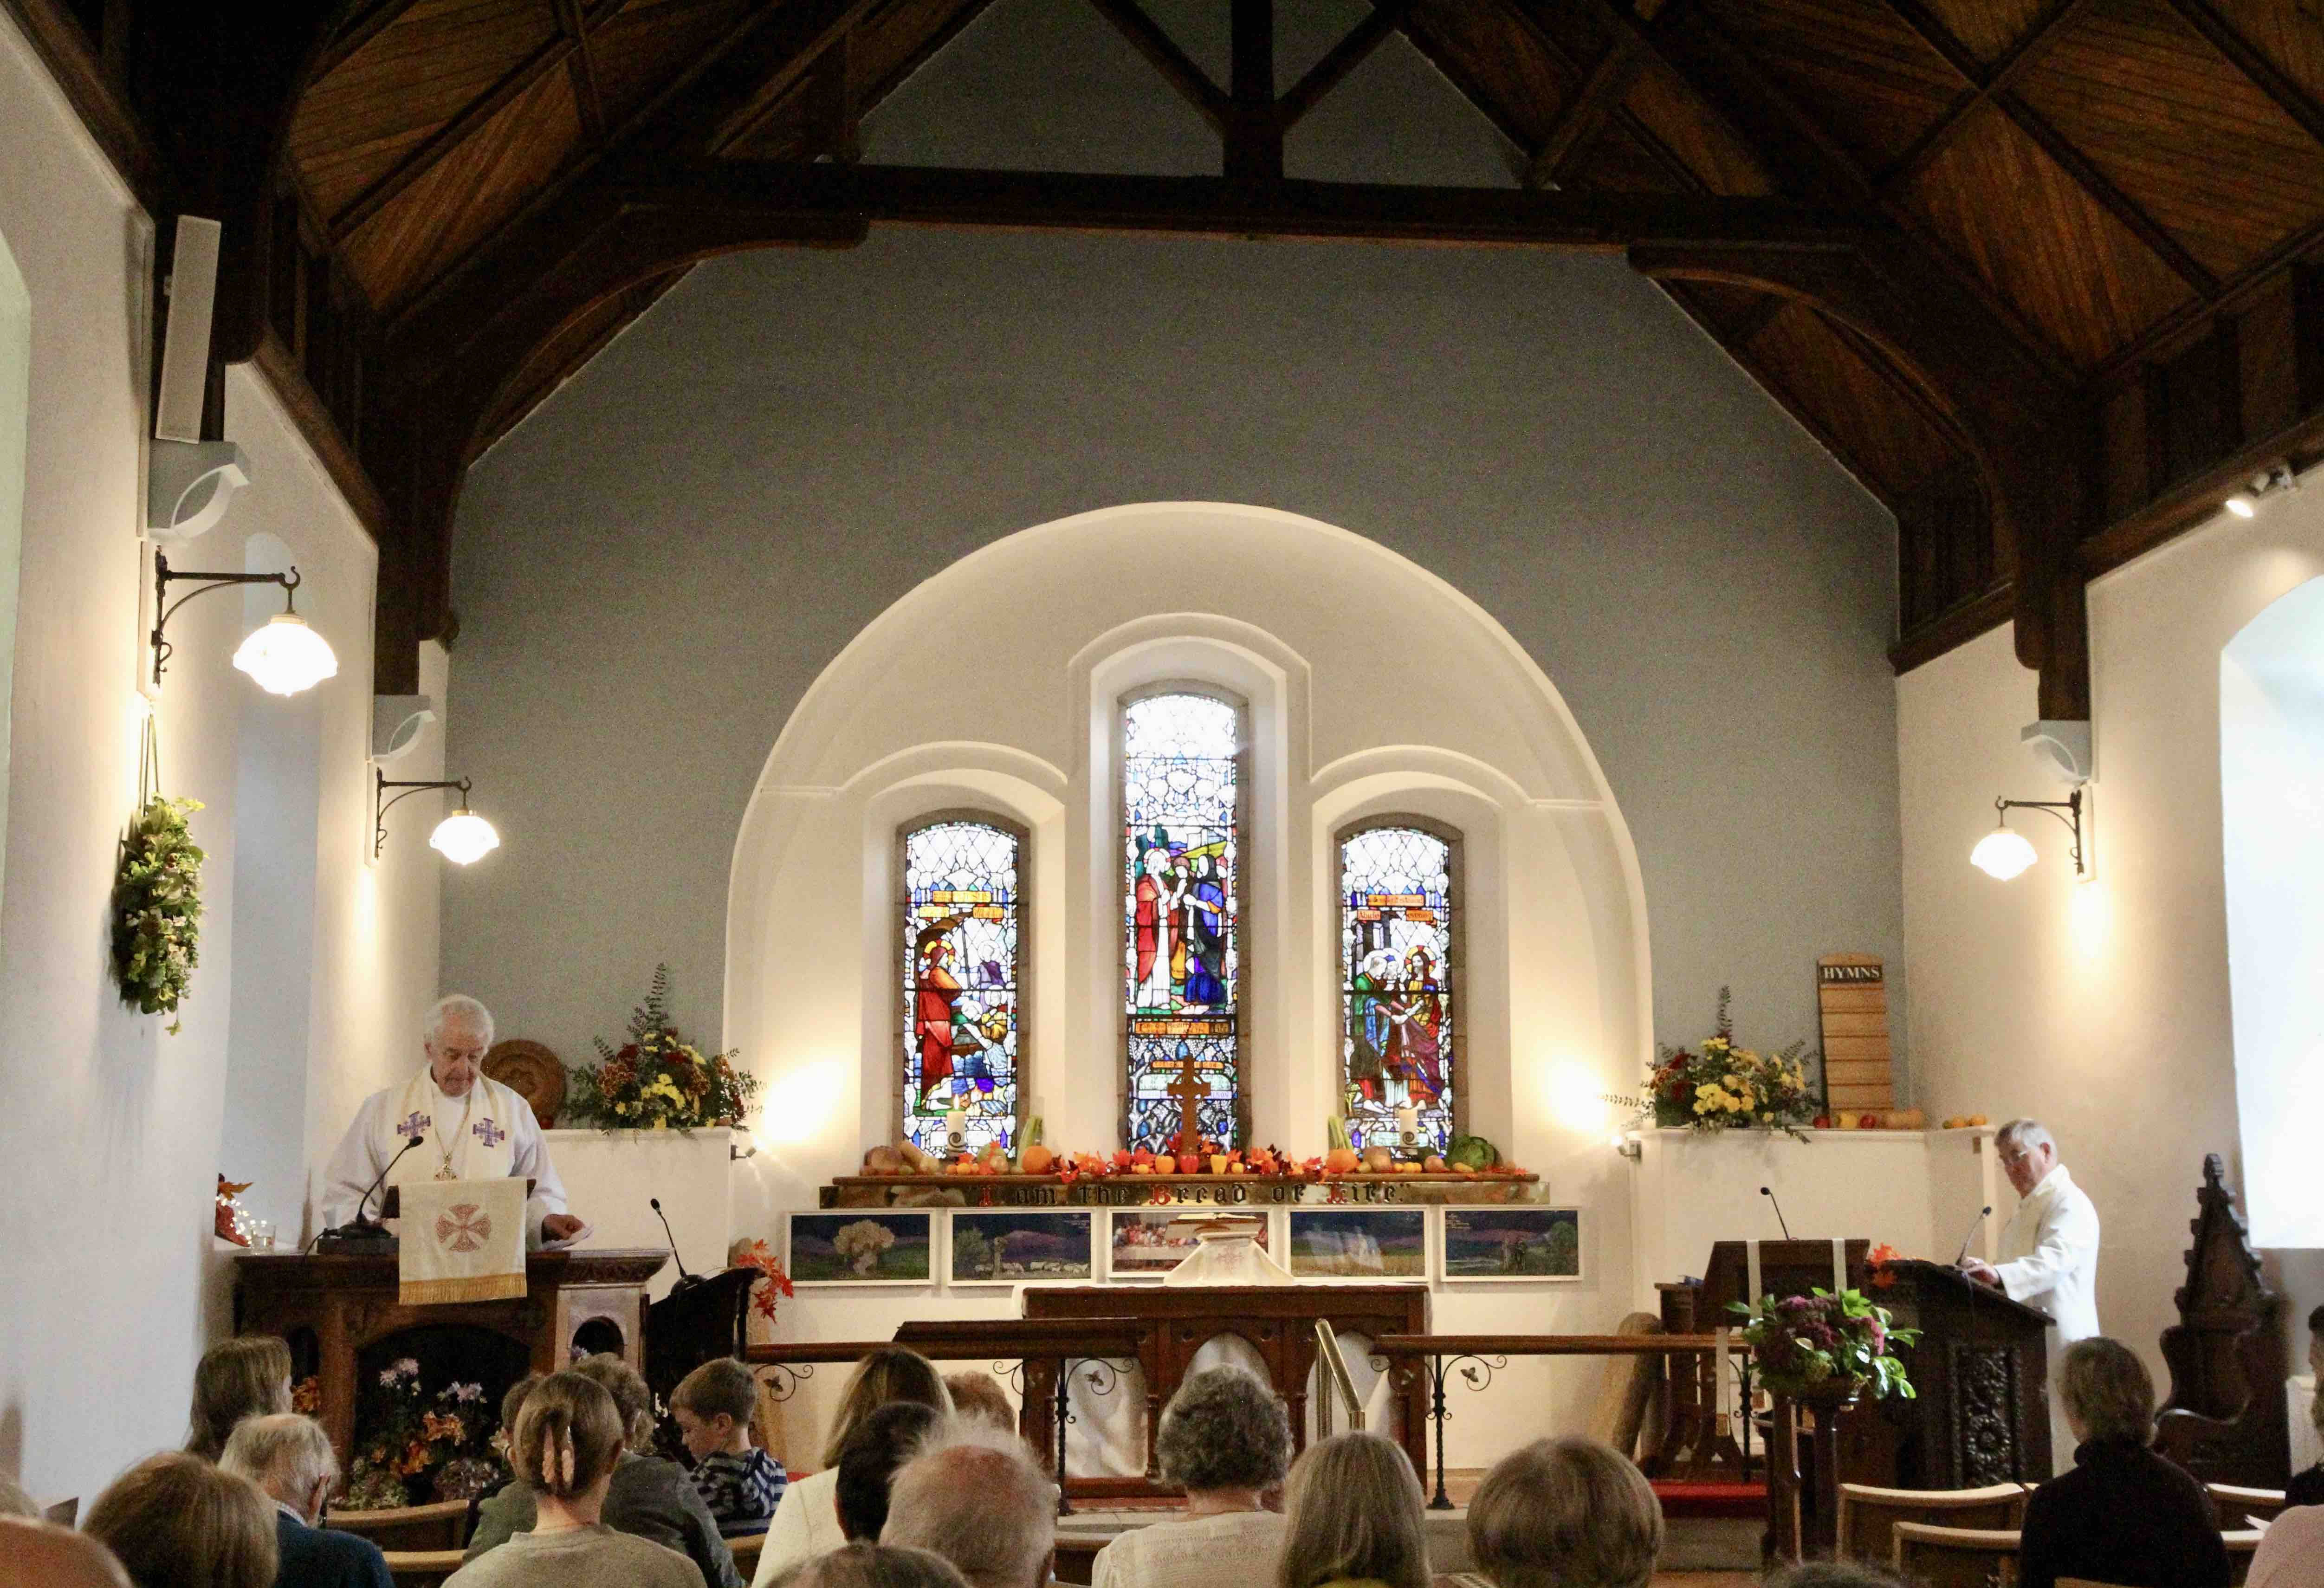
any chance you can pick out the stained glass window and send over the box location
[1122,692,1242,1150]
[901,819,1021,1158]
[1340,824,1457,1154]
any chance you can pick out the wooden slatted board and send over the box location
[1818,953,1893,1111]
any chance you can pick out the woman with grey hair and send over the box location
[768,1543,971,1588]
[1440,1437,1662,1588]
[1091,1367,1293,1588]
[2016,1337,2228,1588]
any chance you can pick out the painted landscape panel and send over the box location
[788,1212,933,1285]
[1288,1208,1426,1278]
[951,1211,1095,1283]
[1108,1210,1271,1277]
[1441,1207,1580,1280]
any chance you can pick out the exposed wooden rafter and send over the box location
[1083,0,1229,132]
[1277,0,1409,130]
[2160,0,2324,153]
[1877,0,2095,187]
[1525,36,1646,191]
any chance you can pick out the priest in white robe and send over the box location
[321,994,583,1244]
[1961,1115,2100,1471]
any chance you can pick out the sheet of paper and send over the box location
[535,1221,594,1252]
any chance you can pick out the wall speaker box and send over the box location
[155,215,222,444]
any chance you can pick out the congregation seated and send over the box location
[1091,1366,1291,1588]
[1276,1432,1431,1588]
[754,1347,955,1585]
[468,1354,739,1588]
[880,1419,1055,1588]
[220,1414,393,1588]
[186,1336,295,1463]
[83,1450,280,1588]
[837,1403,945,1543]
[941,1374,1017,1436]
[673,1358,789,1537]
[444,1370,701,1588]
[2018,1336,2230,1588]
[2285,1309,2324,1509]
[768,1543,971,1588]
[1438,1437,1662,1588]
[2249,1502,2324,1586]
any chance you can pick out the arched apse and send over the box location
[2221,575,2324,1247]
[725,504,1651,1271]
[0,227,27,914]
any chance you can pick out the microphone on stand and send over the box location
[1954,1205,1994,1267]
[651,1198,704,1293]
[1760,1186,1794,1240]
[316,1136,422,1252]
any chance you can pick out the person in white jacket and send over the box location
[1961,1116,2101,1472]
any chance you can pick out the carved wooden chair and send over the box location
[380,1549,464,1588]
[326,1497,471,1551]
[2224,1527,2264,1587]
[1838,1480,2030,1563]
[1892,1520,2020,1587]
[2155,1154,2290,1489]
[2206,1480,2288,1528]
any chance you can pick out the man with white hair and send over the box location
[320,995,582,1243]
[1961,1117,2101,1469]
[221,1414,393,1588]
[880,1421,1055,1588]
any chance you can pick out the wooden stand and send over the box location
[235,1248,666,1471]
[2156,1154,2290,1488]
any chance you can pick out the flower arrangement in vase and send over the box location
[568,964,758,1133]
[342,1359,509,1510]
[1728,1286,1920,1405]
[1611,986,1818,1139]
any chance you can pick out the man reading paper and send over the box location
[322,994,584,1244]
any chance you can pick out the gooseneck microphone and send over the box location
[1954,1204,1995,1267]
[1760,1186,1794,1241]
[651,1198,703,1293]
[312,1136,422,1252]
[353,1137,421,1228]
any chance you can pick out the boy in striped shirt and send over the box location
[673,1358,788,1536]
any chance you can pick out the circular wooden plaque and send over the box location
[485,1038,567,1128]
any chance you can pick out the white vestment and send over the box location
[1994,1160,2101,1474]
[320,1069,568,1244]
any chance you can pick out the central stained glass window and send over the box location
[1121,692,1242,1149]
[901,818,1021,1157]
[1340,824,1457,1153]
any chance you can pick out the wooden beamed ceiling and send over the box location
[11,0,2324,700]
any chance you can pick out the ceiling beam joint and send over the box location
[1526,35,1646,191]
[1082,0,1230,133]
[1278,0,1408,130]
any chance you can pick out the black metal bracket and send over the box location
[375,768,471,859]
[1407,1350,1508,1510]
[151,549,300,685]
[1994,789,2085,875]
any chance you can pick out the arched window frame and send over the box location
[1335,815,1465,1152]
[896,809,1029,1158]
[1117,682,1251,1150]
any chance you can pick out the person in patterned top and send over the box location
[674,1359,788,1536]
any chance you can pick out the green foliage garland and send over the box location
[112,794,205,1026]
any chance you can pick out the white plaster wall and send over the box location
[0,224,25,915]
[1898,479,2324,1395]
[0,11,445,1501]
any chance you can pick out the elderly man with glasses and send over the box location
[1961,1117,2101,1472]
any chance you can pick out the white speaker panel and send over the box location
[155,215,222,443]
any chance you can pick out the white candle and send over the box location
[1396,1104,1419,1141]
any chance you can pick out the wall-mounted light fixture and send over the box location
[152,551,338,694]
[1970,790,2085,881]
[1612,1132,1643,1161]
[2225,461,2298,519]
[375,770,500,864]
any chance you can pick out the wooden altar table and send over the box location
[235,1248,667,1471]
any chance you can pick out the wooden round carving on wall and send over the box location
[484,1039,567,1128]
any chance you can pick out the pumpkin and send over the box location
[1324,1147,1361,1175]
[1020,1144,1057,1176]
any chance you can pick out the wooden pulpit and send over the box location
[235,1248,667,1472]
[1864,1260,2052,1491]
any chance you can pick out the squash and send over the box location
[1361,1145,1395,1174]
[1020,1143,1057,1176]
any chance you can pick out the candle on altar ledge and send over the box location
[945,1103,968,1145]
[1396,1104,1420,1140]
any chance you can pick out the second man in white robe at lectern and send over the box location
[321,994,583,1245]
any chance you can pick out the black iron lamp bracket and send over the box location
[151,550,301,686]
[375,769,470,859]
[1994,789,2085,875]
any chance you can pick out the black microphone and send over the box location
[1760,1186,1794,1241]
[352,1136,421,1228]
[1954,1204,1994,1267]
[651,1198,703,1293]
[314,1136,422,1251]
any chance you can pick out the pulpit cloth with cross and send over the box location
[398,1177,527,1303]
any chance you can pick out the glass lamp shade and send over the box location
[429,809,500,865]
[232,612,338,696]
[1970,824,2039,880]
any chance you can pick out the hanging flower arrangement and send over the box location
[567,965,759,1133]
[112,792,205,1028]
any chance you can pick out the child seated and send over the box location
[672,1358,787,1536]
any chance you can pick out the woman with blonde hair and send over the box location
[445,1371,700,1588]
[1275,1432,1430,1588]
[468,1355,739,1587]
[753,1348,953,1585]
[83,1451,278,1588]
[185,1336,293,1461]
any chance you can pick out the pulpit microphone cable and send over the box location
[1759,1186,1794,1240]
[651,1198,703,1293]
[1954,1205,1994,1266]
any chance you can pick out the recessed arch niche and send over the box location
[725,503,1651,1249]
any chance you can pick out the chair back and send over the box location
[1838,1481,2029,1562]
[1891,1520,2021,1588]
[2207,1481,2287,1527]
[730,1531,766,1579]
[381,1549,465,1588]
[40,1496,77,1527]
[328,1497,472,1552]
[2224,1527,2263,1587]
